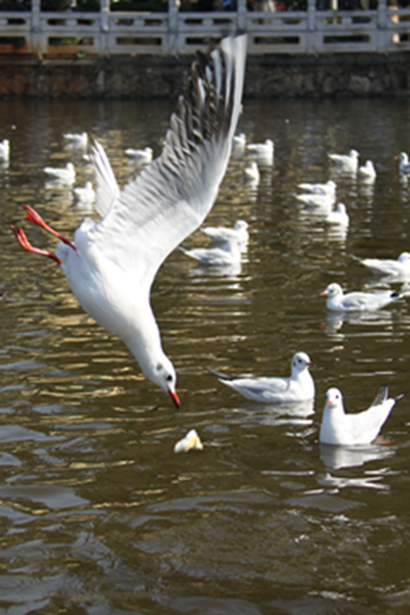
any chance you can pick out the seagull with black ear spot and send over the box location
[11,35,248,408]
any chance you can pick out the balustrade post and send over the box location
[307,0,316,53]
[377,0,388,52]
[100,0,110,56]
[237,0,247,32]
[168,0,178,55]
[31,0,42,55]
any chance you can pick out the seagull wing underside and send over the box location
[90,140,121,218]
[85,35,247,289]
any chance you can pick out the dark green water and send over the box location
[0,97,410,613]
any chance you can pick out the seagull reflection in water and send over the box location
[320,442,395,470]
[322,308,394,335]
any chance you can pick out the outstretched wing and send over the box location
[90,140,120,218]
[82,35,247,289]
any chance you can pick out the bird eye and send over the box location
[166,375,173,382]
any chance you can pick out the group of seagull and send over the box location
[8,35,407,452]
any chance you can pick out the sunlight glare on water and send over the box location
[1,97,410,613]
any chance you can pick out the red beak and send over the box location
[168,390,181,409]
[319,291,327,297]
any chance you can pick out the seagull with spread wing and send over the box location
[11,35,248,408]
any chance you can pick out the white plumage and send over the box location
[125,147,153,163]
[297,179,336,197]
[320,282,402,312]
[359,252,410,279]
[328,149,359,173]
[43,162,76,185]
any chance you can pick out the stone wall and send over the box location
[0,52,410,98]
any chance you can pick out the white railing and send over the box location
[0,0,409,56]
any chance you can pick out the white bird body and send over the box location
[214,351,315,403]
[359,252,410,278]
[320,386,396,446]
[0,138,10,160]
[247,139,274,163]
[297,180,336,197]
[296,192,335,210]
[125,147,153,163]
[358,160,376,181]
[73,181,96,205]
[202,220,249,250]
[328,149,359,173]
[174,429,203,453]
[244,162,259,183]
[398,152,410,175]
[63,132,88,149]
[44,162,76,185]
[12,35,248,408]
[326,203,349,227]
[181,238,242,266]
[320,282,401,312]
[233,133,246,148]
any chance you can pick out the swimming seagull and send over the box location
[125,147,153,163]
[247,139,274,163]
[63,132,88,149]
[0,138,10,160]
[43,162,76,185]
[212,351,315,403]
[181,237,242,266]
[73,181,96,206]
[244,161,259,183]
[320,282,402,312]
[202,220,249,249]
[232,133,246,148]
[328,149,359,173]
[11,35,247,408]
[398,152,410,175]
[325,203,349,228]
[358,160,376,181]
[357,252,410,279]
[320,385,398,446]
[296,192,335,211]
[297,179,336,197]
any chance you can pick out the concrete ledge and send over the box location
[0,52,409,98]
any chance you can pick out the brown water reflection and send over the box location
[1,98,410,613]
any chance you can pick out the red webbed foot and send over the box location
[24,205,76,250]
[11,225,62,265]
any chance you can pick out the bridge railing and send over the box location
[0,0,409,57]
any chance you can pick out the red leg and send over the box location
[11,225,62,265]
[24,205,76,251]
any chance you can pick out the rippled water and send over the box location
[1,97,410,613]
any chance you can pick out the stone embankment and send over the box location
[0,52,409,98]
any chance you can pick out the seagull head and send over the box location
[320,283,343,299]
[291,351,313,375]
[151,357,180,409]
[325,387,343,409]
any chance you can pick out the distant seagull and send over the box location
[320,282,402,312]
[0,138,9,161]
[325,203,349,228]
[328,149,359,173]
[247,139,274,163]
[174,429,203,453]
[398,152,410,175]
[357,252,410,279]
[212,351,315,403]
[320,385,398,446]
[358,160,376,182]
[202,220,249,250]
[297,179,336,197]
[125,147,153,163]
[73,181,96,205]
[244,161,259,183]
[233,133,246,148]
[181,238,242,266]
[63,132,88,149]
[296,192,335,211]
[43,162,76,185]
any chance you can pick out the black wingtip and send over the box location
[208,369,234,381]
[371,384,389,407]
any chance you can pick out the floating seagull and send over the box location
[174,429,203,453]
[181,237,242,266]
[247,139,274,163]
[63,132,88,149]
[357,252,410,279]
[320,282,402,312]
[11,35,247,408]
[297,179,336,197]
[73,181,96,205]
[233,133,246,148]
[244,161,259,183]
[319,385,398,446]
[398,152,410,175]
[358,160,376,181]
[43,162,76,185]
[125,147,153,163]
[212,351,315,403]
[325,203,349,227]
[328,149,359,173]
[202,220,249,249]
[0,138,10,160]
[296,192,335,211]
